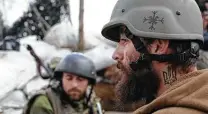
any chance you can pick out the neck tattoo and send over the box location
[162,66,177,85]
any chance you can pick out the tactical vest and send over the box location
[23,88,90,114]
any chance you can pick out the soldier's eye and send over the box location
[66,75,73,80]
[119,26,133,39]
[77,77,85,81]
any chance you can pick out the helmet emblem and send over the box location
[143,11,164,31]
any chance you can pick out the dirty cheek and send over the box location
[123,47,131,63]
[117,44,126,56]
[131,51,140,62]
[127,44,140,62]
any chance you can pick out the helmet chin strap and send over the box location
[130,42,200,71]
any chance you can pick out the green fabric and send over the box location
[29,95,54,114]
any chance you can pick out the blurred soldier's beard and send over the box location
[67,88,85,101]
[115,60,159,105]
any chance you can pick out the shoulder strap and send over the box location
[23,92,46,114]
[45,89,61,114]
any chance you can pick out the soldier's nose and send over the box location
[112,50,123,61]
[71,80,78,87]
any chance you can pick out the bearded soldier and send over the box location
[101,0,208,113]
[24,53,102,114]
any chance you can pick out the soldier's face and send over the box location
[112,26,159,104]
[62,73,89,101]
[112,27,140,76]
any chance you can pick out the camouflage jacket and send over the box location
[23,88,102,114]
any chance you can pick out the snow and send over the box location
[82,30,103,50]
[95,34,117,47]
[0,90,27,108]
[24,76,49,97]
[84,44,116,71]
[0,35,72,103]
[44,20,107,50]
[19,36,57,61]
[51,48,72,58]
[0,51,36,99]
[44,20,78,49]
[2,109,22,114]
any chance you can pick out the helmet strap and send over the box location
[86,85,94,104]
[130,42,200,69]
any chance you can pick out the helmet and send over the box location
[101,0,203,44]
[54,53,96,84]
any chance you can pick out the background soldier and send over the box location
[24,53,102,114]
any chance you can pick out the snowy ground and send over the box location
[0,35,116,114]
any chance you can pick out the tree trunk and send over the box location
[0,12,3,41]
[65,0,72,24]
[78,0,84,51]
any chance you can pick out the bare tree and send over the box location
[64,0,72,24]
[78,0,84,51]
[0,11,3,41]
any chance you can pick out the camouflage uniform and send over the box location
[24,88,101,114]
[24,53,103,114]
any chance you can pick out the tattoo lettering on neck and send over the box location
[162,66,177,85]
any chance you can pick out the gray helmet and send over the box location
[101,0,203,44]
[54,53,96,84]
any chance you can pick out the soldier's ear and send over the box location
[147,39,169,55]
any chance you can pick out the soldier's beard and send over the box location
[115,61,159,105]
[67,88,86,101]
